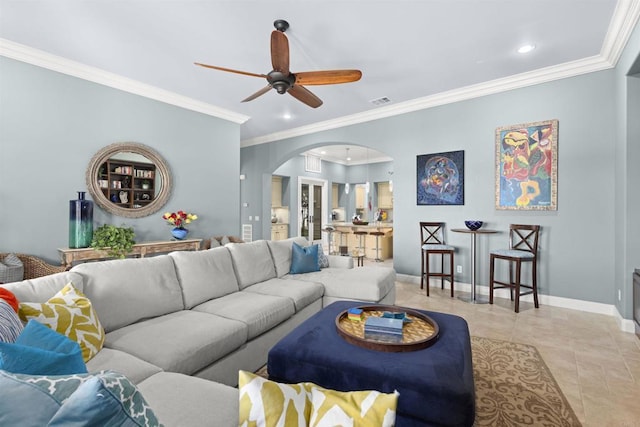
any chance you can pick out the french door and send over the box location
[298,177,327,245]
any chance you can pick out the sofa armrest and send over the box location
[327,255,354,269]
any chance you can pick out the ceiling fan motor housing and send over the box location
[267,71,295,94]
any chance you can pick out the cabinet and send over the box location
[271,224,289,241]
[377,182,393,208]
[355,185,365,209]
[272,176,283,207]
[98,159,156,209]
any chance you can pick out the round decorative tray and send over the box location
[335,305,439,352]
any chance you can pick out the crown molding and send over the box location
[241,55,611,146]
[242,0,640,147]
[0,38,250,125]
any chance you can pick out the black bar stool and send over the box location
[369,230,385,262]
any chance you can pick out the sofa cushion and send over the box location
[0,370,160,427]
[192,291,295,340]
[72,256,184,332]
[19,282,105,362]
[227,240,276,289]
[138,372,239,427]
[0,319,87,375]
[243,277,324,312]
[86,347,162,385]
[288,267,396,302]
[0,271,84,304]
[169,247,240,309]
[267,237,310,278]
[104,310,248,375]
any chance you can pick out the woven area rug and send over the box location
[256,336,581,426]
[471,336,581,427]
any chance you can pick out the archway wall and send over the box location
[242,67,621,308]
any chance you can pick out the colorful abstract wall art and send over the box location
[495,119,558,210]
[417,150,464,205]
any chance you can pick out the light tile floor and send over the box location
[364,259,640,427]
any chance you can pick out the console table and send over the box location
[58,239,202,269]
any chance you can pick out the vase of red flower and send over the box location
[171,227,189,240]
[162,210,198,240]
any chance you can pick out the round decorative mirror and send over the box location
[86,142,172,218]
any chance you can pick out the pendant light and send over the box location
[344,148,350,194]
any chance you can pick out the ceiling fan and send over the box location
[195,19,362,108]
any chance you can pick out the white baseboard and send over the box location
[396,274,636,334]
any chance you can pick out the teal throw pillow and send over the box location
[0,319,87,375]
[0,370,161,427]
[290,242,320,274]
[317,244,330,269]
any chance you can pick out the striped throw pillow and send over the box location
[0,300,23,343]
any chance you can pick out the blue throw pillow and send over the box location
[290,242,320,274]
[0,370,161,427]
[0,320,87,375]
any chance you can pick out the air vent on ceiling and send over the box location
[305,154,322,173]
[370,96,392,106]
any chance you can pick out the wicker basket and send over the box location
[0,253,66,280]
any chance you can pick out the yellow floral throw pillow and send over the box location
[19,282,105,362]
[238,370,398,427]
[309,386,398,427]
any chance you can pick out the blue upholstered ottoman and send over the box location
[267,301,475,427]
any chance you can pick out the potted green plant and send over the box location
[90,224,135,258]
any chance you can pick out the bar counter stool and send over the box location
[489,224,540,313]
[353,230,368,266]
[321,225,335,255]
[369,230,385,262]
[420,222,455,297]
[337,230,349,256]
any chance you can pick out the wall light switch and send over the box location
[242,202,248,207]
[249,216,253,221]
[255,216,260,221]
[456,265,462,273]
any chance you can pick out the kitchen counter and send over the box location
[329,222,393,259]
[331,222,393,230]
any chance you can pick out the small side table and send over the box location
[451,229,497,303]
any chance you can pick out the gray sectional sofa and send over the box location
[2,237,396,426]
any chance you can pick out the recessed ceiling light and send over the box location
[320,151,326,155]
[282,113,292,119]
[517,44,536,54]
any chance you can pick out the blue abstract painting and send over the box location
[417,150,464,205]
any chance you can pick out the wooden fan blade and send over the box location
[288,85,323,108]
[271,30,290,74]
[241,85,272,103]
[295,69,362,85]
[194,62,267,79]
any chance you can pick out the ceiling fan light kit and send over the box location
[195,19,362,108]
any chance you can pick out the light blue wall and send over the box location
[0,57,242,264]
[241,67,624,308]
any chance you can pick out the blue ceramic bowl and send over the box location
[464,220,483,231]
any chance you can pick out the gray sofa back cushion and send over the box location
[0,271,84,303]
[72,256,183,332]
[226,240,276,289]
[169,247,240,309]
[267,237,309,278]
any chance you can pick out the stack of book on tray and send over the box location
[364,316,404,343]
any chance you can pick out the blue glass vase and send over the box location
[69,191,93,248]
[171,227,188,240]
